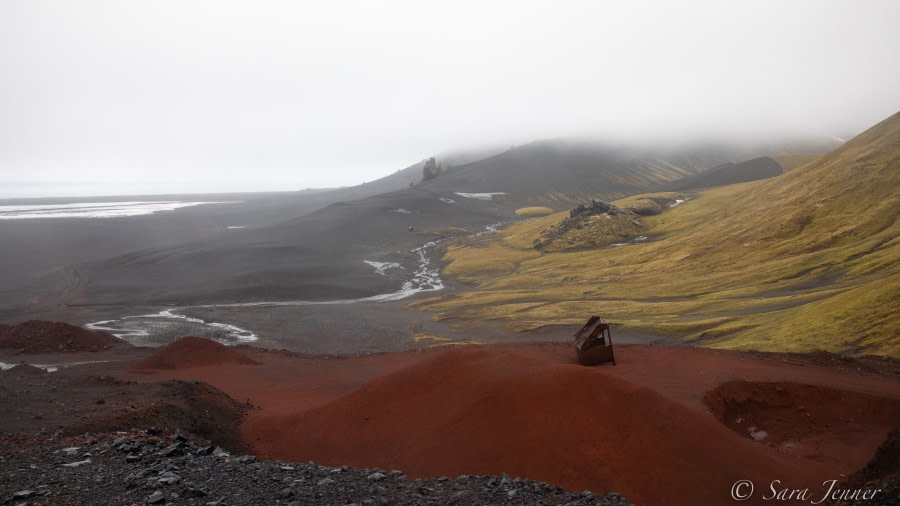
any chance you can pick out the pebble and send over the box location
[12,490,35,499]
[450,489,472,503]
[158,471,181,485]
[61,458,92,467]
[182,487,207,498]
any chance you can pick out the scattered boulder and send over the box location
[422,157,443,181]
[569,200,612,218]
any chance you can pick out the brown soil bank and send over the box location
[71,379,250,453]
[705,381,900,448]
[0,365,249,453]
[0,320,128,353]
[132,335,258,370]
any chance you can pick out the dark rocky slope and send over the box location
[661,156,783,191]
[0,430,633,505]
[0,321,128,353]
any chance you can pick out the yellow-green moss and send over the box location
[410,113,900,357]
[515,206,555,217]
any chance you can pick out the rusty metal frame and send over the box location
[574,316,616,366]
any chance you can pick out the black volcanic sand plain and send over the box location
[0,141,772,351]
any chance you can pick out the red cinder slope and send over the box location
[247,346,813,505]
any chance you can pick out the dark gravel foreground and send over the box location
[1,430,634,506]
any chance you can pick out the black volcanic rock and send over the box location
[0,430,634,505]
[536,199,642,249]
[663,156,783,191]
[569,199,614,218]
[834,429,900,505]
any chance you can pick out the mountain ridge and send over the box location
[12,143,785,310]
[414,111,900,356]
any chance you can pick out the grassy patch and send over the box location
[412,333,482,348]
[515,206,555,217]
[442,243,540,282]
[771,153,822,172]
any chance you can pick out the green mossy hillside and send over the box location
[413,112,900,357]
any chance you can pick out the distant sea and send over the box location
[0,201,231,219]
[0,182,201,200]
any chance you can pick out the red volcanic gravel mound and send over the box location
[0,320,128,353]
[247,346,798,505]
[133,336,258,370]
[122,342,899,506]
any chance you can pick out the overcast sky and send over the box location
[1,1,898,197]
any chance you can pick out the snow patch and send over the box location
[454,192,507,200]
[364,260,404,275]
[390,208,413,214]
[611,236,648,247]
[475,222,506,236]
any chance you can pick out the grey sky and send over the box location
[1,1,898,197]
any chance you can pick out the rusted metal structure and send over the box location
[574,316,616,366]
